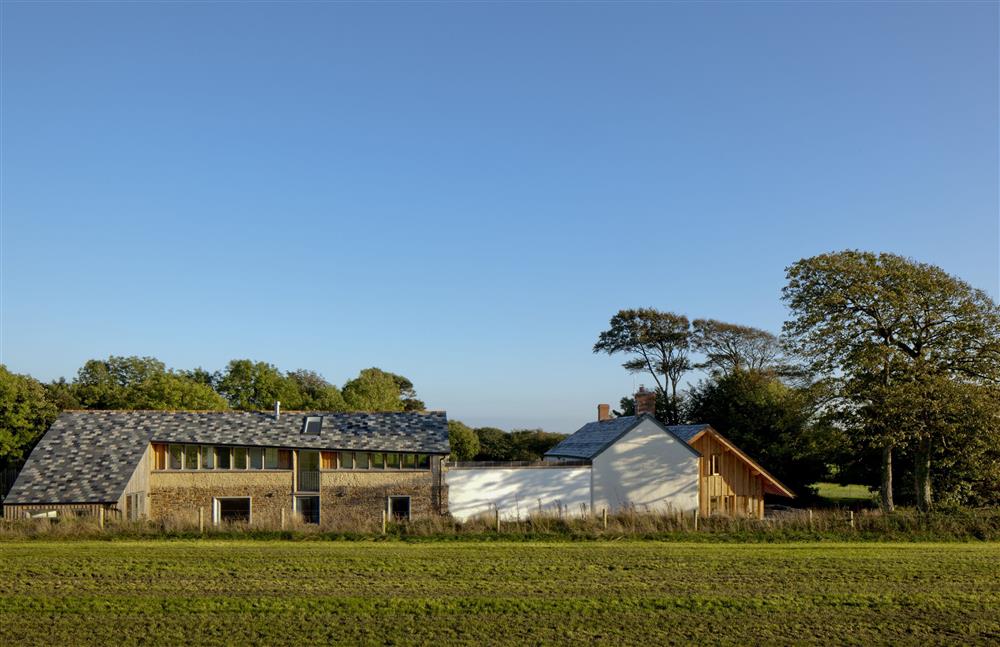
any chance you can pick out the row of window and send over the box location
[152,444,433,471]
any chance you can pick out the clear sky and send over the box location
[1,2,997,432]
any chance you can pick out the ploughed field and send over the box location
[1,541,998,645]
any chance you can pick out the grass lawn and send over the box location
[1,541,998,645]
[813,481,876,504]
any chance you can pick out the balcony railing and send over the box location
[297,470,320,493]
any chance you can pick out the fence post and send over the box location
[280,508,286,530]
[198,507,205,534]
[495,508,501,533]
[693,509,698,531]
[98,507,104,531]
[602,508,608,530]
[808,509,813,530]
[849,510,855,530]
[381,509,387,535]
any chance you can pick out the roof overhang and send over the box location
[688,426,795,498]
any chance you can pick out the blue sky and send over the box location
[2,2,997,432]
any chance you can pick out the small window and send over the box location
[417,454,430,469]
[403,454,416,469]
[265,448,278,469]
[153,444,167,470]
[388,496,411,521]
[214,497,251,524]
[320,451,336,470]
[185,445,200,470]
[709,454,720,476]
[277,449,293,470]
[233,447,247,470]
[340,452,354,470]
[201,446,215,470]
[249,447,264,469]
[169,445,183,470]
[386,453,400,469]
[216,447,231,470]
[371,453,385,469]
[295,496,320,524]
[356,452,369,469]
[302,416,322,435]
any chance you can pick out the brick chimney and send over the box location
[597,403,611,422]
[635,386,656,417]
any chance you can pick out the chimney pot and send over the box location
[635,386,656,417]
[597,404,611,422]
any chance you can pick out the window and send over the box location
[169,445,183,470]
[126,493,144,521]
[153,444,167,470]
[185,446,199,470]
[214,497,251,524]
[710,496,721,515]
[340,452,354,470]
[709,454,721,476]
[417,454,430,469]
[356,452,369,469]
[371,453,385,469]
[250,447,264,469]
[265,448,278,469]
[216,447,231,470]
[201,446,215,470]
[320,451,336,470]
[388,496,411,521]
[233,447,247,470]
[277,449,293,470]
[386,453,400,469]
[295,496,320,524]
[302,416,322,435]
[403,454,416,469]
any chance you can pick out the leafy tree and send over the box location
[73,356,226,410]
[507,429,567,461]
[215,359,296,411]
[342,368,404,411]
[447,420,480,461]
[44,378,80,411]
[691,319,785,376]
[783,250,1000,511]
[594,308,691,424]
[0,366,59,468]
[474,427,513,461]
[287,370,348,411]
[383,372,426,411]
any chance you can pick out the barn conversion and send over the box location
[3,408,450,523]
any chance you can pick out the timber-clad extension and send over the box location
[3,410,450,523]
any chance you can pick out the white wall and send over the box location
[591,418,699,514]
[446,466,592,521]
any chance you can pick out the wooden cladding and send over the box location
[691,431,765,519]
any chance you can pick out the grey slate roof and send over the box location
[665,424,711,443]
[5,410,450,505]
[544,415,702,460]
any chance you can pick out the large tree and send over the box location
[286,369,348,411]
[341,367,405,412]
[0,366,59,468]
[447,420,480,461]
[594,309,691,424]
[74,356,226,410]
[691,319,785,376]
[783,250,1000,511]
[214,359,293,411]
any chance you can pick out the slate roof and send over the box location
[544,414,702,460]
[4,410,450,505]
[665,424,711,443]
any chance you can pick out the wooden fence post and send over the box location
[198,507,205,534]
[602,508,608,530]
[849,510,855,529]
[381,509,387,535]
[495,508,501,533]
[808,509,813,530]
[693,509,698,531]
[280,508,286,530]
[98,507,104,531]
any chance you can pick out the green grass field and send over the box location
[814,481,877,504]
[2,541,998,645]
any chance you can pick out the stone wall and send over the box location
[318,470,445,525]
[149,471,293,525]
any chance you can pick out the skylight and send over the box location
[303,416,322,435]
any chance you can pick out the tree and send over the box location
[215,360,294,411]
[0,366,59,468]
[508,429,567,461]
[783,251,1000,511]
[474,427,513,461]
[594,309,691,424]
[73,356,227,410]
[286,370,348,411]
[342,368,404,411]
[44,378,80,411]
[383,372,426,411]
[448,420,480,461]
[691,319,785,376]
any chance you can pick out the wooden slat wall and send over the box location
[3,503,108,520]
[691,432,766,519]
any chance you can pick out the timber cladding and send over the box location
[690,432,765,519]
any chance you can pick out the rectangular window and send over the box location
[295,496,320,524]
[388,496,411,521]
[233,447,247,470]
[386,453,400,469]
[277,449,293,470]
[216,447,231,470]
[201,446,215,470]
[153,444,167,470]
[320,451,336,470]
[709,454,720,476]
[169,445,183,470]
[340,452,354,470]
[214,497,251,524]
[250,447,264,469]
[302,416,322,435]
[417,454,430,469]
[371,453,385,469]
[185,445,199,470]
[403,454,416,469]
[265,448,278,469]
[356,452,369,469]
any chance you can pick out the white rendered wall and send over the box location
[446,466,592,521]
[591,418,700,514]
